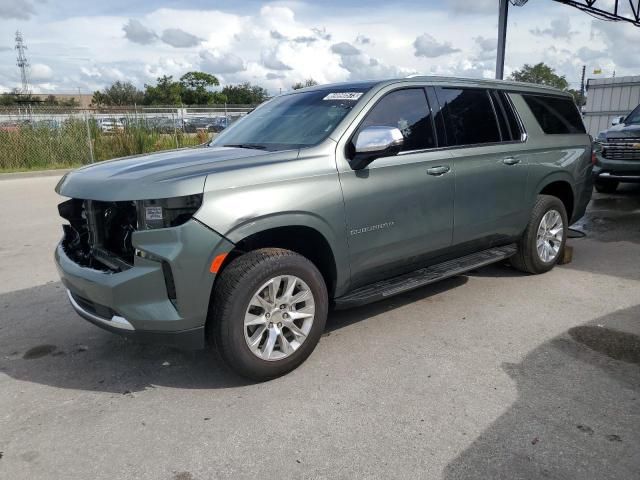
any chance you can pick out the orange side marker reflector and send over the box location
[210,253,228,273]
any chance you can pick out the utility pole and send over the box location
[496,1,528,80]
[579,65,586,107]
[15,31,30,95]
[496,0,509,80]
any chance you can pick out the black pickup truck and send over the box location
[594,103,640,193]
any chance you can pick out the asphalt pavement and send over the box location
[0,173,639,480]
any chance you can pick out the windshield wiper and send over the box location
[223,143,267,150]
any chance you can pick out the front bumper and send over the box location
[593,153,640,183]
[55,218,234,349]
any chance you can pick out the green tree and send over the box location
[92,81,144,106]
[567,88,585,108]
[179,72,220,105]
[291,78,319,90]
[43,94,58,105]
[221,82,269,104]
[142,75,183,105]
[508,63,569,90]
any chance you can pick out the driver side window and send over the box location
[357,88,435,152]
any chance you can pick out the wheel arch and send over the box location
[535,174,575,221]
[211,213,349,300]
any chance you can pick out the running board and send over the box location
[334,244,517,309]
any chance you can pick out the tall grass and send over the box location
[0,119,206,172]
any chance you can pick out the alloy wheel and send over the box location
[536,209,564,263]
[244,275,315,361]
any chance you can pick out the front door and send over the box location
[337,87,455,289]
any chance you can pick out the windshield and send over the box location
[211,88,371,151]
[625,104,640,125]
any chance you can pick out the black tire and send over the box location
[594,180,619,194]
[510,195,568,274]
[208,248,328,381]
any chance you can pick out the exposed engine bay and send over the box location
[58,198,137,272]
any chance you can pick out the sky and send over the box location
[0,0,638,96]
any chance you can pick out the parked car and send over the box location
[183,115,230,133]
[55,77,593,380]
[145,116,182,133]
[97,118,124,133]
[593,103,640,192]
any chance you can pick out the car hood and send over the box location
[56,146,298,201]
[603,123,640,139]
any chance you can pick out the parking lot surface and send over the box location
[1,174,639,480]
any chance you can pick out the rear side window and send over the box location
[490,90,523,141]
[357,88,435,152]
[434,88,501,146]
[522,95,585,134]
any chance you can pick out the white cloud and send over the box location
[447,0,496,15]
[123,19,157,45]
[474,36,496,52]
[261,49,292,70]
[30,63,53,81]
[161,28,202,48]
[531,17,576,39]
[5,0,640,96]
[0,0,36,20]
[413,33,460,58]
[331,42,361,56]
[199,50,245,73]
[330,42,413,80]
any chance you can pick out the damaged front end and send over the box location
[58,199,138,272]
[58,194,202,273]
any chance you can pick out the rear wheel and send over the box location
[209,248,328,380]
[594,179,619,194]
[511,195,568,274]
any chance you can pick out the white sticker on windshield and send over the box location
[323,92,363,101]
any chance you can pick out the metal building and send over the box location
[583,75,640,136]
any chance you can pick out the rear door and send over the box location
[430,86,529,246]
[337,87,454,288]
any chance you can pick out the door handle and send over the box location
[427,166,450,176]
[502,157,521,165]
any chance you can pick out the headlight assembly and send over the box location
[136,194,203,230]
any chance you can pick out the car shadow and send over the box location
[443,304,640,480]
[0,276,468,393]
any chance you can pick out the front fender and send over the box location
[194,172,351,295]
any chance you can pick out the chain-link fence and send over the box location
[0,105,253,171]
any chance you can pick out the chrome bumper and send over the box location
[66,289,135,331]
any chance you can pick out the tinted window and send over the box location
[522,95,585,134]
[490,90,523,141]
[435,88,501,146]
[357,88,435,152]
[501,92,523,139]
[625,104,640,125]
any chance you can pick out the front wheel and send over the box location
[511,195,568,274]
[208,248,328,380]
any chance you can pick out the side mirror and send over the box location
[350,126,404,170]
[611,115,626,126]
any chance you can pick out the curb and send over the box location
[0,168,72,181]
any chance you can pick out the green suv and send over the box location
[55,77,593,379]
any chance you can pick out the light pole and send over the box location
[496,0,509,80]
